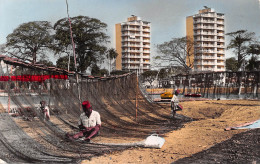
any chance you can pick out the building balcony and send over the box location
[216,45,225,48]
[194,32,217,36]
[217,50,225,54]
[216,26,224,31]
[216,62,225,66]
[143,50,150,53]
[122,22,141,26]
[217,15,224,19]
[194,20,216,24]
[143,39,150,43]
[128,27,141,31]
[122,44,142,48]
[142,56,150,59]
[143,45,150,48]
[194,13,216,18]
[195,49,215,53]
[122,38,141,42]
[217,33,224,36]
[195,44,216,48]
[217,56,225,60]
[122,50,141,53]
[194,38,216,41]
[217,39,225,42]
[142,28,150,32]
[142,34,150,37]
[195,55,216,60]
[217,21,224,24]
[122,55,141,59]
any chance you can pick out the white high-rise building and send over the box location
[115,16,151,73]
[186,7,225,72]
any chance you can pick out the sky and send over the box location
[0,0,260,67]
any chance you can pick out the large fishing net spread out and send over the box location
[0,55,183,163]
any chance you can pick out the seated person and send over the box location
[66,101,101,142]
[40,101,50,121]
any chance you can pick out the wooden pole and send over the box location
[135,73,138,122]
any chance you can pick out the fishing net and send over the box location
[0,55,174,162]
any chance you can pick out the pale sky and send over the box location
[0,0,260,66]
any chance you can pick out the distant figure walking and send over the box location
[40,101,50,121]
[170,89,183,118]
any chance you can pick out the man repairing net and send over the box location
[66,101,101,142]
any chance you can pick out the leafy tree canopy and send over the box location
[226,30,256,70]
[5,21,54,64]
[53,16,109,73]
[225,57,238,72]
[246,55,259,71]
[56,56,76,72]
[141,70,158,85]
[155,36,194,73]
[37,59,54,67]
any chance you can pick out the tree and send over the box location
[5,21,54,64]
[141,70,158,86]
[91,64,101,76]
[53,16,109,73]
[226,57,238,72]
[37,59,54,67]
[246,55,259,71]
[155,36,194,73]
[56,56,76,71]
[226,30,255,70]
[106,48,118,75]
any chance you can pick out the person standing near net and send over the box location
[40,101,50,121]
[170,89,183,118]
[66,101,101,142]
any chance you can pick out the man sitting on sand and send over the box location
[66,101,101,142]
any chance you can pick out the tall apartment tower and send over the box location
[186,7,225,72]
[115,16,151,73]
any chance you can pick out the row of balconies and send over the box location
[194,13,224,19]
[195,44,224,48]
[195,55,225,60]
[195,38,225,43]
[194,21,224,26]
[122,22,151,27]
[194,20,216,23]
[122,44,150,48]
[195,61,225,65]
[194,32,217,35]
[122,49,150,53]
[195,49,225,54]
[123,65,150,70]
[122,38,150,42]
[194,26,224,30]
[121,32,150,37]
[195,37,224,41]
[195,66,225,71]
[122,27,151,31]
[122,54,150,59]
[201,33,224,37]
[122,60,150,64]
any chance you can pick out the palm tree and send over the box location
[226,30,255,70]
[106,48,118,75]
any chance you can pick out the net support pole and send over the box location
[135,73,138,122]
[66,0,81,110]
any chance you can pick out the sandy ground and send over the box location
[82,99,260,164]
